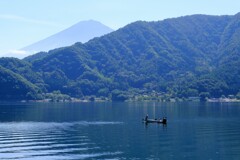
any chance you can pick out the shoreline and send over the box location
[19,98,240,103]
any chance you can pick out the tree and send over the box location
[199,92,210,101]
[236,92,240,100]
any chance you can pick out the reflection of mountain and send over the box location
[21,20,113,57]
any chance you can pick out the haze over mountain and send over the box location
[15,20,113,58]
[1,13,240,101]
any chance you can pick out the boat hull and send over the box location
[142,118,167,124]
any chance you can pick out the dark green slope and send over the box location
[0,66,41,100]
[0,58,46,91]
[31,44,112,96]
[84,15,232,77]
[0,58,43,83]
[215,13,240,94]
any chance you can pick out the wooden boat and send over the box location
[142,117,167,124]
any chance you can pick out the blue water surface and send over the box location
[0,102,239,160]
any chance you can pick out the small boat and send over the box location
[142,117,167,124]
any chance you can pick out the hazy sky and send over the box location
[0,0,240,57]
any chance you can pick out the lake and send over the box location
[0,102,239,160]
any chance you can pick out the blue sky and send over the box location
[0,0,240,57]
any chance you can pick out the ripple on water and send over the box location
[0,121,123,160]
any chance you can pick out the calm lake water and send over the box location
[0,102,239,160]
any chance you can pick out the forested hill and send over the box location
[1,13,240,101]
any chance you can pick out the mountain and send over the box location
[1,13,240,101]
[19,20,113,58]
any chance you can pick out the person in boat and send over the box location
[145,114,148,121]
[162,117,167,124]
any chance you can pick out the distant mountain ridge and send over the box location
[1,13,240,101]
[20,20,113,58]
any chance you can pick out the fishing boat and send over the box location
[142,117,167,124]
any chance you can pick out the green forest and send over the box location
[1,13,240,101]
